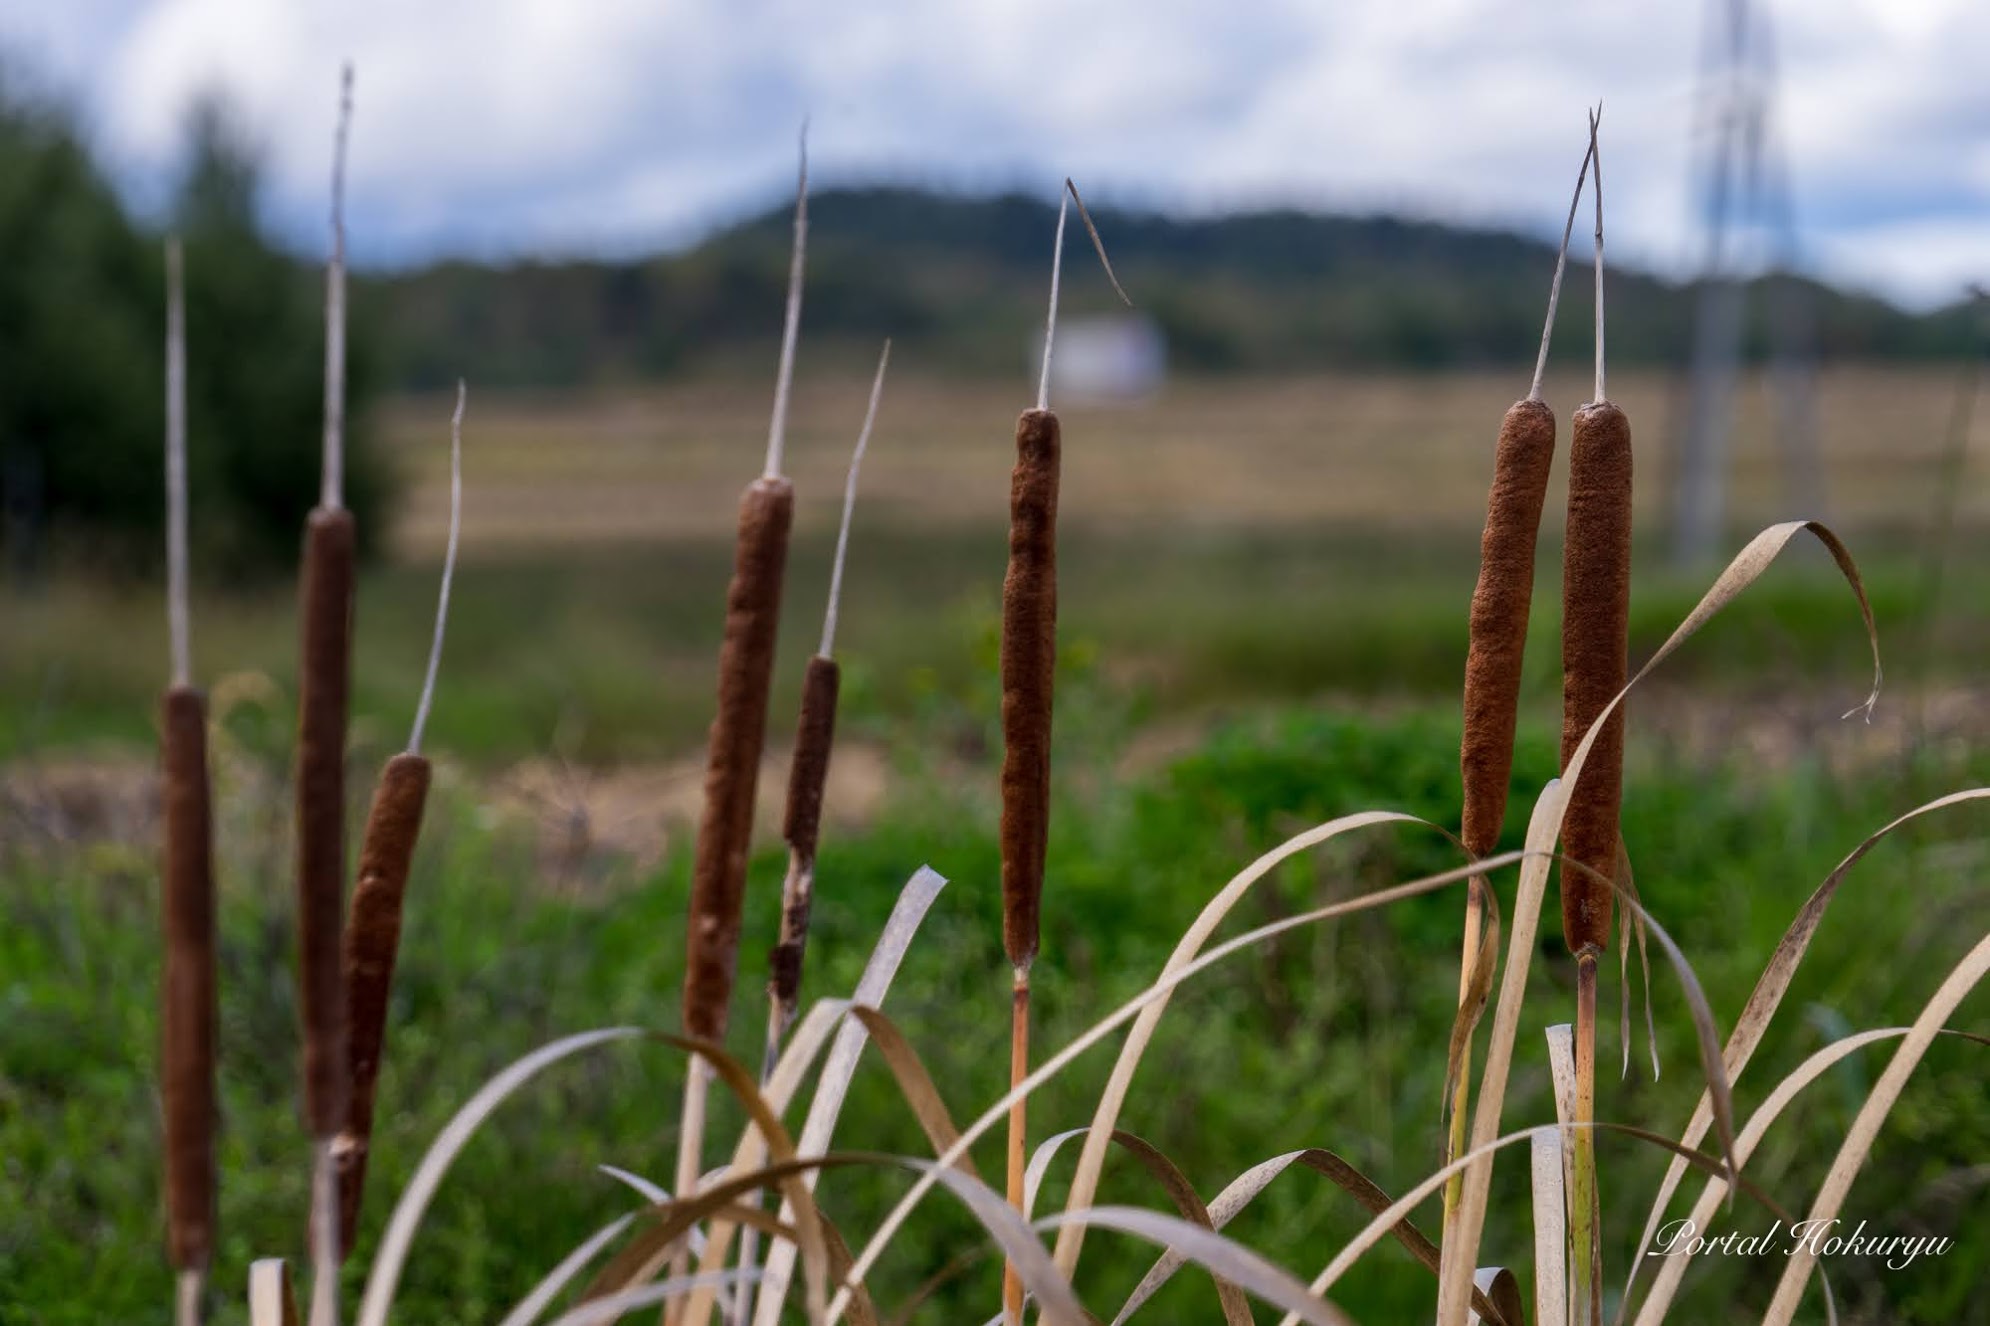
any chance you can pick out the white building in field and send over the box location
[1033,313,1166,403]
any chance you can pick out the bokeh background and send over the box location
[3,3,1986,1323]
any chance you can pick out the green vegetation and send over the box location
[4,688,1986,1322]
[0,81,385,575]
[375,187,1983,390]
[4,523,1973,767]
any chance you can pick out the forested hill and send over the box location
[368,186,1978,390]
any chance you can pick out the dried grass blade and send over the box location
[1635,1027,1989,1325]
[751,867,948,1326]
[1621,786,1988,1308]
[548,1272,759,1326]
[1113,1147,1506,1326]
[250,1260,301,1326]
[1758,933,1990,1324]
[1531,1129,1568,1326]
[1039,1206,1350,1326]
[1049,810,1448,1276]
[835,837,1525,1326]
[496,1213,636,1326]
[1440,518,1883,1324]
[355,1028,645,1326]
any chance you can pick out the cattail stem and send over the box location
[1004,972,1031,1326]
[408,382,464,756]
[310,1137,341,1326]
[176,1269,204,1326]
[1589,106,1606,405]
[818,341,890,658]
[1531,137,1597,402]
[162,684,217,1285]
[321,64,353,512]
[1570,954,1602,1326]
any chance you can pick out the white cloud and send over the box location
[0,0,1980,304]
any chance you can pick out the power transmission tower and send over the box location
[1672,0,1824,565]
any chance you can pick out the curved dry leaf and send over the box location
[1291,1122,1804,1326]
[1047,810,1454,1277]
[1443,519,1881,1325]
[1039,1205,1354,1326]
[1623,787,1990,1314]
[829,840,1531,1326]
[1759,933,1990,1325]
[545,1271,756,1326]
[1634,1027,1990,1324]
[1112,1145,1508,1326]
[753,866,948,1326]
[1473,1268,1525,1326]
[496,1214,635,1326]
[355,1026,645,1326]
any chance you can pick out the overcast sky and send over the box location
[2,0,1983,307]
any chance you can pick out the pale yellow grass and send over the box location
[380,366,1976,556]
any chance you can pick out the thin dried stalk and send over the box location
[321,64,353,511]
[161,684,216,1281]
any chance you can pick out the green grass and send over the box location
[3,521,1978,766]
[4,683,1986,1323]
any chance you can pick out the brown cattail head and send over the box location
[1460,399,1557,858]
[334,750,431,1258]
[682,476,795,1041]
[296,505,355,1136]
[1559,400,1633,955]
[1000,408,1061,971]
[768,653,841,1016]
[161,683,217,1271]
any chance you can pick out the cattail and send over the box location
[333,383,463,1257]
[299,64,355,1326]
[1001,179,1125,1326]
[670,133,809,1311]
[1445,134,1595,1215]
[1560,107,1622,1326]
[682,476,795,1037]
[1559,119,1629,960]
[766,340,889,1040]
[159,235,217,1326]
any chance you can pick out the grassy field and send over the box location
[3,367,1987,1322]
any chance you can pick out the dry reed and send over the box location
[159,234,216,1325]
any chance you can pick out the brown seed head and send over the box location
[1461,398,1557,859]
[335,750,432,1257]
[682,476,794,1040]
[296,505,355,1136]
[1000,408,1061,971]
[1559,400,1633,955]
[161,683,216,1271]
